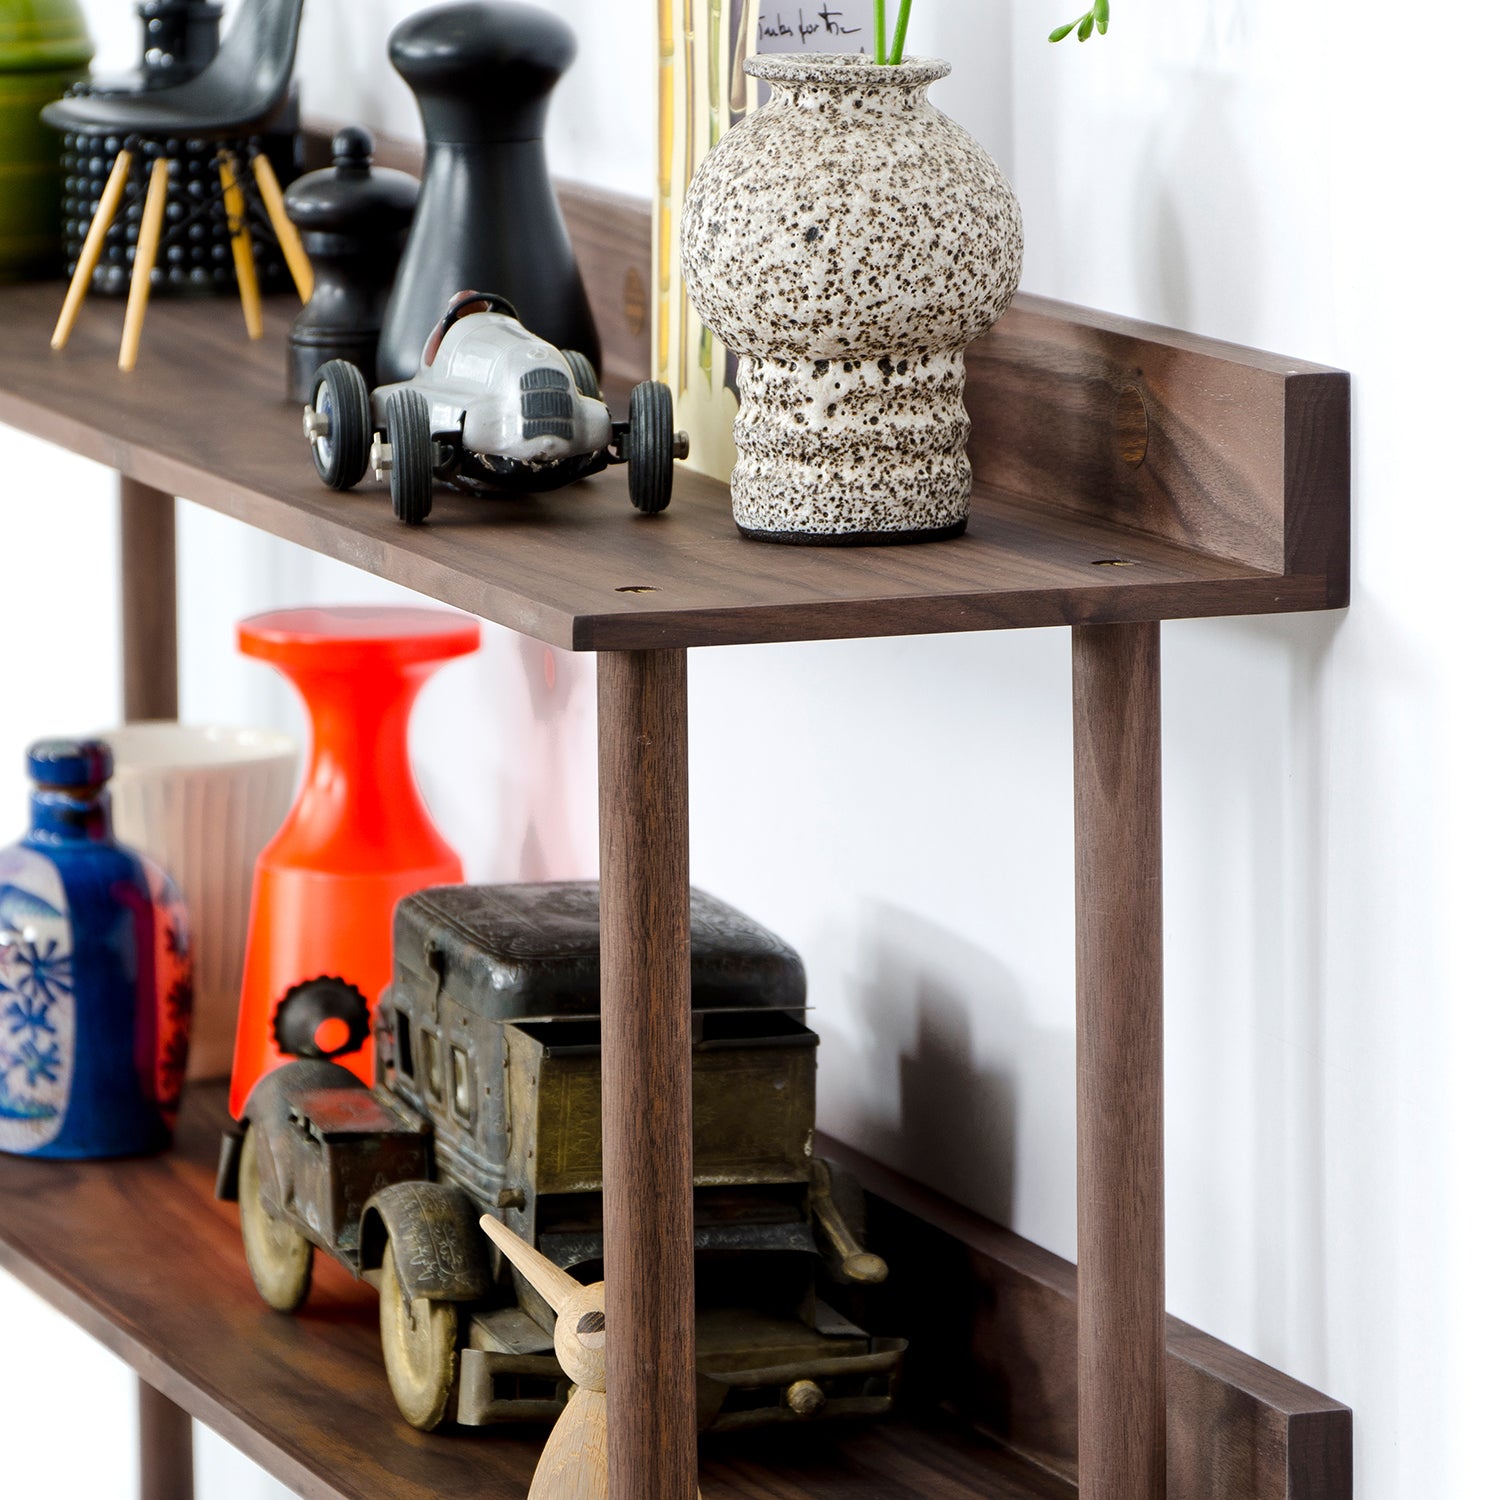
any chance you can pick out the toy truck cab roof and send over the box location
[390,881,807,1024]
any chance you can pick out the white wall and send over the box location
[3,1,1494,1496]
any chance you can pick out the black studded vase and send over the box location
[376,0,598,384]
[283,127,418,402]
[58,0,298,298]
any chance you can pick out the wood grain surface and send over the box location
[1072,623,1165,1500]
[0,177,1347,653]
[817,1135,1352,1500]
[597,651,698,1500]
[0,1087,1074,1500]
[119,476,179,721]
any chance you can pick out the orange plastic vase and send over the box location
[229,606,481,1118]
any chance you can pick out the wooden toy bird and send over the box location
[479,1214,701,1500]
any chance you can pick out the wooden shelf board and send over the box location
[0,1086,1068,1500]
[0,281,1333,653]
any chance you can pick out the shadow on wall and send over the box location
[841,899,1075,1237]
[928,4,1015,172]
[1140,73,1262,338]
[513,634,597,882]
[1257,609,1335,1377]
[416,631,599,885]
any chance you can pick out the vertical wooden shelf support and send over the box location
[122,487,191,1500]
[138,1378,194,1500]
[597,649,699,1500]
[1073,621,1166,1500]
[119,476,179,722]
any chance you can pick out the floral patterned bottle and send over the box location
[0,739,191,1158]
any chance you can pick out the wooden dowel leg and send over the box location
[138,1378,193,1500]
[119,156,170,372]
[597,650,698,1500]
[249,150,314,303]
[218,154,263,340]
[53,147,133,350]
[120,476,178,721]
[1073,621,1166,1500]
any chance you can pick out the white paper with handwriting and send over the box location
[755,3,876,55]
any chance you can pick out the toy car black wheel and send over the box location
[387,387,434,526]
[627,380,675,515]
[272,976,371,1062]
[379,1241,459,1430]
[563,349,601,400]
[307,361,371,491]
[239,1123,314,1313]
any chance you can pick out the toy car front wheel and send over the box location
[239,1123,314,1313]
[379,1241,458,1430]
[563,348,601,400]
[627,380,675,515]
[386,387,434,526]
[306,361,371,491]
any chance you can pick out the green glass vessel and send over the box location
[0,0,93,280]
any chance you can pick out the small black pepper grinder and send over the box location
[282,127,420,402]
[376,1,600,384]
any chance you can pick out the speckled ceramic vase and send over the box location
[681,54,1022,545]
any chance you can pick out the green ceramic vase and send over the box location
[0,0,93,280]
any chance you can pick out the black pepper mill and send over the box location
[282,128,419,401]
[376,1,600,384]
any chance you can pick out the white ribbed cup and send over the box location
[101,723,298,1081]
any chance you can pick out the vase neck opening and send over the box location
[28,787,115,845]
[743,52,948,110]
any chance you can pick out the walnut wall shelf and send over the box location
[0,195,1347,654]
[0,156,1351,1500]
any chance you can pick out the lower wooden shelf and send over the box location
[0,1083,1348,1499]
[0,1085,1063,1500]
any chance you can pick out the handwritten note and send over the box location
[756,4,875,55]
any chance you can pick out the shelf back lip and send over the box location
[964,300,1351,583]
[815,1130,1353,1500]
[561,166,1355,593]
[1005,290,1347,379]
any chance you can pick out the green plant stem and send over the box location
[874,0,887,63]
[889,0,913,62]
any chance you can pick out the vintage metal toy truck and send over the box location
[218,883,904,1433]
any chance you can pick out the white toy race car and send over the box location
[303,292,688,525]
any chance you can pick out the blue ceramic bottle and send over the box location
[0,740,191,1158]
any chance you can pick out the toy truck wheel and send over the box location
[562,349,601,400]
[387,387,434,526]
[306,361,371,491]
[627,380,675,514]
[238,1123,313,1313]
[379,1242,458,1429]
